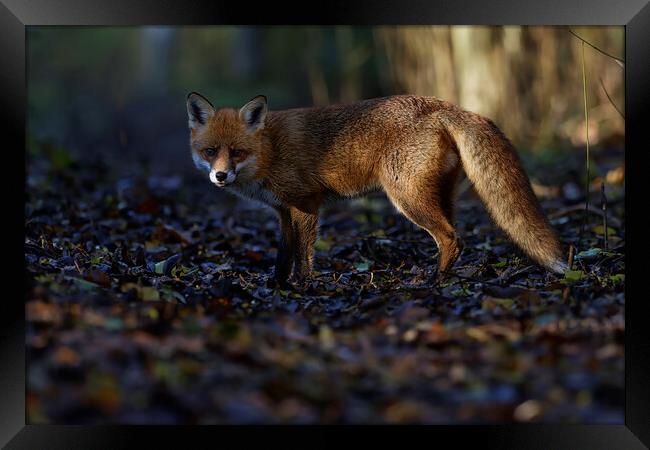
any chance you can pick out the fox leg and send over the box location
[384,169,463,278]
[388,191,463,277]
[290,208,319,282]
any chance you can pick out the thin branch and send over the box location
[601,182,609,251]
[359,235,431,245]
[568,29,625,67]
[437,270,532,290]
[548,203,621,228]
[579,41,591,242]
[599,77,625,119]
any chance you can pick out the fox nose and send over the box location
[214,171,227,182]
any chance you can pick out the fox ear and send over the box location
[187,92,214,129]
[239,95,268,131]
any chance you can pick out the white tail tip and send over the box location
[548,260,569,274]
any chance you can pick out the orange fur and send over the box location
[187,93,567,282]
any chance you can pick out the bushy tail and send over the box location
[443,111,568,274]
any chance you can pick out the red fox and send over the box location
[186,93,568,283]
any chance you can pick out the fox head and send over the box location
[186,92,268,187]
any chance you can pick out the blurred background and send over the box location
[27,25,624,179]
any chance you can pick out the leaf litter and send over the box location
[25,147,625,424]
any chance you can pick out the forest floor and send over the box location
[25,144,625,424]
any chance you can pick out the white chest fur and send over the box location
[226,180,280,207]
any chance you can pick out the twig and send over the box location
[499,265,537,286]
[579,41,591,243]
[359,235,432,244]
[366,271,378,289]
[601,182,609,251]
[562,284,571,303]
[599,77,625,119]
[591,253,624,273]
[548,203,621,228]
[568,29,625,67]
[437,270,531,290]
[74,258,84,275]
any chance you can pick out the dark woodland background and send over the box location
[27,26,624,176]
[25,26,625,424]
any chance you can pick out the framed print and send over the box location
[3,0,650,448]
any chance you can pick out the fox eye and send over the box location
[204,148,216,157]
[232,148,243,157]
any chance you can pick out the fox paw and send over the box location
[289,273,311,287]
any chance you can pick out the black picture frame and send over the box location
[5,0,649,448]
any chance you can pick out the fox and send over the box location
[186,92,568,284]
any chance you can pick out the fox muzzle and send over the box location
[209,168,236,187]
